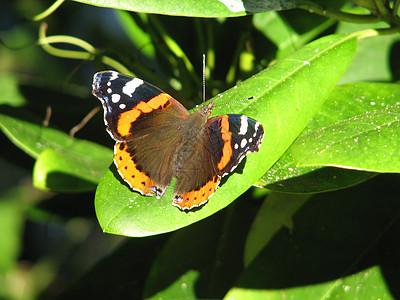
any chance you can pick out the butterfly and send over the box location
[92,71,264,210]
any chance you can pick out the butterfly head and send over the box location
[198,101,215,118]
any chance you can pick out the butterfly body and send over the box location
[92,71,264,210]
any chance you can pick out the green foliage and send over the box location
[96,34,358,236]
[1,0,400,299]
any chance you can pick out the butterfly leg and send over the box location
[151,185,168,199]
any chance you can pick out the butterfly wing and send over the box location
[92,71,190,196]
[208,114,264,176]
[172,114,264,210]
[173,138,221,210]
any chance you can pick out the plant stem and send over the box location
[32,0,65,21]
[38,24,95,60]
[393,0,400,16]
[296,1,381,23]
[375,0,390,15]
[38,23,132,74]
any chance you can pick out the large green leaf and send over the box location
[0,112,112,192]
[95,33,358,237]
[262,82,400,193]
[75,0,297,17]
[293,104,400,172]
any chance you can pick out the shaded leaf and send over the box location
[336,14,400,84]
[253,11,336,60]
[143,201,257,299]
[226,176,400,299]
[226,266,394,299]
[244,193,309,266]
[0,159,30,272]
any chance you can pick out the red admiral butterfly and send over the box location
[92,71,264,210]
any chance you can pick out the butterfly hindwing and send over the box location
[172,114,264,210]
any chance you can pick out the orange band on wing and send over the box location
[217,115,233,170]
[114,142,156,196]
[116,93,171,137]
[173,176,220,210]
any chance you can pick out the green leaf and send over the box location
[0,197,23,273]
[264,164,375,194]
[262,82,400,193]
[33,148,99,192]
[253,11,336,60]
[0,112,112,191]
[333,266,393,299]
[226,266,393,299]
[0,159,27,273]
[115,11,156,60]
[0,75,26,107]
[75,0,298,17]
[95,33,358,237]
[293,104,400,172]
[336,15,400,83]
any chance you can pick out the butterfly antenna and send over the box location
[202,54,206,104]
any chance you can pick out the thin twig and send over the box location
[69,106,101,137]
[43,106,52,127]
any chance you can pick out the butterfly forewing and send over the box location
[206,114,264,176]
[92,71,189,141]
[93,71,190,196]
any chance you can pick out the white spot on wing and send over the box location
[239,115,248,135]
[122,78,144,96]
[110,71,119,81]
[109,71,119,81]
[253,122,260,137]
[119,103,126,109]
[111,94,121,103]
[240,138,247,148]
